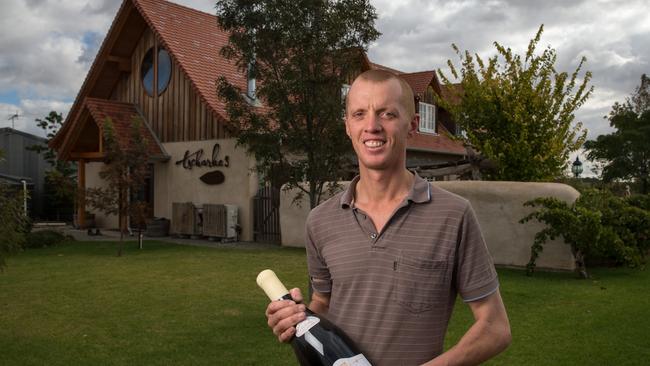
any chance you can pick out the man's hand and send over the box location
[265,288,306,343]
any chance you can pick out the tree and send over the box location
[585,74,650,193]
[521,189,649,278]
[215,0,380,208]
[26,111,77,220]
[437,25,593,181]
[0,149,29,271]
[86,117,149,256]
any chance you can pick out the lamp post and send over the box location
[20,180,27,217]
[571,156,583,178]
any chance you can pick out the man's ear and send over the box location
[408,114,419,137]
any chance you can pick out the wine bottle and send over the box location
[256,269,372,366]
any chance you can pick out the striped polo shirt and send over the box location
[305,172,499,366]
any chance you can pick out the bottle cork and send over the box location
[257,269,290,301]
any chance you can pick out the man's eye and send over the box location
[382,112,396,118]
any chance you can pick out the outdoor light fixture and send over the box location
[571,156,583,178]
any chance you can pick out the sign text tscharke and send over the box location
[175,144,230,170]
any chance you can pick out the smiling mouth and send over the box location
[364,140,385,148]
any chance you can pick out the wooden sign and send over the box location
[199,170,225,185]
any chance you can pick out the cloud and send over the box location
[367,0,650,144]
[1,0,648,160]
[0,99,72,137]
[0,0,120,100]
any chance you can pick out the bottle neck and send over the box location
[280,293,314,315]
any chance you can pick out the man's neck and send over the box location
[354,167,414,206]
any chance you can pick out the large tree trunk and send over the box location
[572,248,588,279]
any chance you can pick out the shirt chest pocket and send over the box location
[393,256,449,313]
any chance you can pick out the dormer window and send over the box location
[247,59,256,100]
[141,47,172,97]
[419,102,436,134]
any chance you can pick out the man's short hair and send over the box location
[347,69,416,118]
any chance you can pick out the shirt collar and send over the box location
[340,171,431,209]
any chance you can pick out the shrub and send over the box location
[626,194,650,211]
[521,189,649,278]
[0,182,29,271]
[24,230,70,249]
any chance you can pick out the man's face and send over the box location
[345,78,417,172]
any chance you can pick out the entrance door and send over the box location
[129,164,154,230]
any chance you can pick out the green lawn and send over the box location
[1,241,648,365]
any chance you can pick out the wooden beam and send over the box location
[77,159,86,229]
[107,55,131,72]
[70,152,105,160]
[418,163,473,178]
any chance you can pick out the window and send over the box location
[141,47,172,97]
[341,84,351,118]
[247,60,256,99]
[341,84,351,101]
[419,102,436,134]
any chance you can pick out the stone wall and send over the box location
[280,181,579,271]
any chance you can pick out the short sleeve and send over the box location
[305,214,332,293]
[455,204,499,302]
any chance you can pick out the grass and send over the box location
[1,241,649,365]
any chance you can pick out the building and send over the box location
[0,128,49,219]
[50,0,466,241]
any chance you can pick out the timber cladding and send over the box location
[111,28,228,143]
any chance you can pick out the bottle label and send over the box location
[296,315,320,337]
[333,354,372,366]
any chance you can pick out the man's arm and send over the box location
[423,290,511,366]
[308,290,331,314]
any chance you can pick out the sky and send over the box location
[1,0,649,176]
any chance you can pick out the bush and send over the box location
[0,183,29,271]
[24,230,70,249]
[521,189,649,278]
[627,194,650,211]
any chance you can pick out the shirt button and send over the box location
[370,233,377,239]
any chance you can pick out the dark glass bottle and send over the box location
[257,270,372,366]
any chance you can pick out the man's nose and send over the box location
[363,114,382,133]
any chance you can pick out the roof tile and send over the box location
[400,70,437,96]
[133,0,246,120]
[84,97,167,159]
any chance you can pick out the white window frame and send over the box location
[418,102,436,134]
[341,84,351,102]
[341,84,351,118]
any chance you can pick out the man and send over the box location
[266,70,511,365]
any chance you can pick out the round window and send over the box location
[141,47,172,96]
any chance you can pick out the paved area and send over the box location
[35,224,281,250]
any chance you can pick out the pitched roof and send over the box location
[439,83,463,105]
[400,70,437,96]
[370,62,404,74]
[51,0,243,151]
[58,98,167,161]
[83,98,167,160]
[407,124,466,156]
[133,0,246,119]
